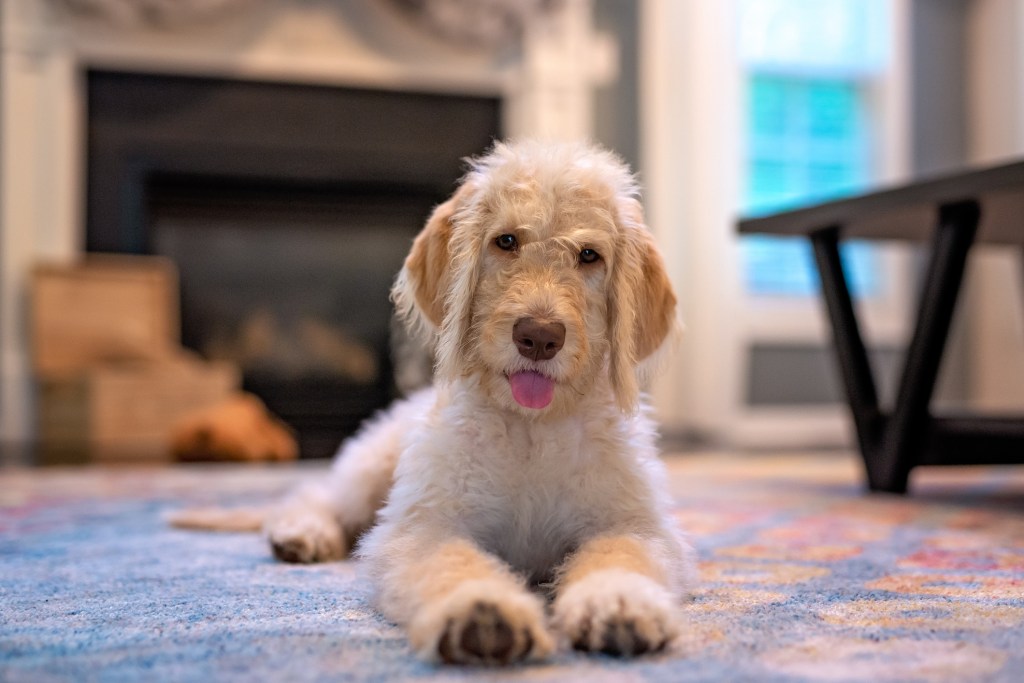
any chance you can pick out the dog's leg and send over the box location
[552,533,686,656]
[265,390,432,563]
[372,536,554,665]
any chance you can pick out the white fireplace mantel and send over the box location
[0,0,615,445]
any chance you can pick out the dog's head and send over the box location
[393,140,677,415]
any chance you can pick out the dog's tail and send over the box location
[166,506,268,532]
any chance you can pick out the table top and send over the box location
[738,159,1024,245]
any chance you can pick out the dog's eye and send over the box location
[495,234,518,251]
[579,248,601,264]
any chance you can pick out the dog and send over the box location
[174,140,694,665]
[171,392,298,463]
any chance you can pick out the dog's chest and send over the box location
[459,419,604,580]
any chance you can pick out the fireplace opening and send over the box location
[86,70,501,457]
[149,174,429,457]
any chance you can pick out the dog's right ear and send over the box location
[392,182,473,332]
[607,199,679,411]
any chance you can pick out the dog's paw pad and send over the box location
[556,572,680,657]
[573,614,666,656]
[270,537,315,563]
[437,602,526,665]
[265,509,344,563]
[412,584,553,665]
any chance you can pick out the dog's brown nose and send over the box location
[513,318,566,361]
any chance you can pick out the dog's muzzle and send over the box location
[508,318,564,410]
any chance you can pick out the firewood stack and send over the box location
[31,255,239,463]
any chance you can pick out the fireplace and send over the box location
[85,70,501,457]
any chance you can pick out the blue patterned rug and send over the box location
[2,453,1023,682]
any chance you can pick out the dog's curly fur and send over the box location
[264,140,695,664]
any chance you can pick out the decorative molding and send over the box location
[390,0,553,48]
[54,0,557,49]
[54,0,257,27]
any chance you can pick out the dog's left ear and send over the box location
[608,199,678,411]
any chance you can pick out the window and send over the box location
[739,0,889,297]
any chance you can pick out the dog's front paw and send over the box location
[554,570,681,656]
[264,505,345,563]
[410,580,554,665]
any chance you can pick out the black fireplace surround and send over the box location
[86,70,500,457]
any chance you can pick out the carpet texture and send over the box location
[2,453,1023,682]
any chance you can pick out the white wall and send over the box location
[964,0,1024,411]
[0,0,82,445]
[640,0,744,440]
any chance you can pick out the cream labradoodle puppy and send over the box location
[180,140,694,665]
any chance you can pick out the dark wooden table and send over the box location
[739,160,1024,493]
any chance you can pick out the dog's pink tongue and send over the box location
[509,371,555,409]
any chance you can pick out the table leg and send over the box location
[810,225,883,478]
[876,200,980,493]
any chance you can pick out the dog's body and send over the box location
[182,140,694,664]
